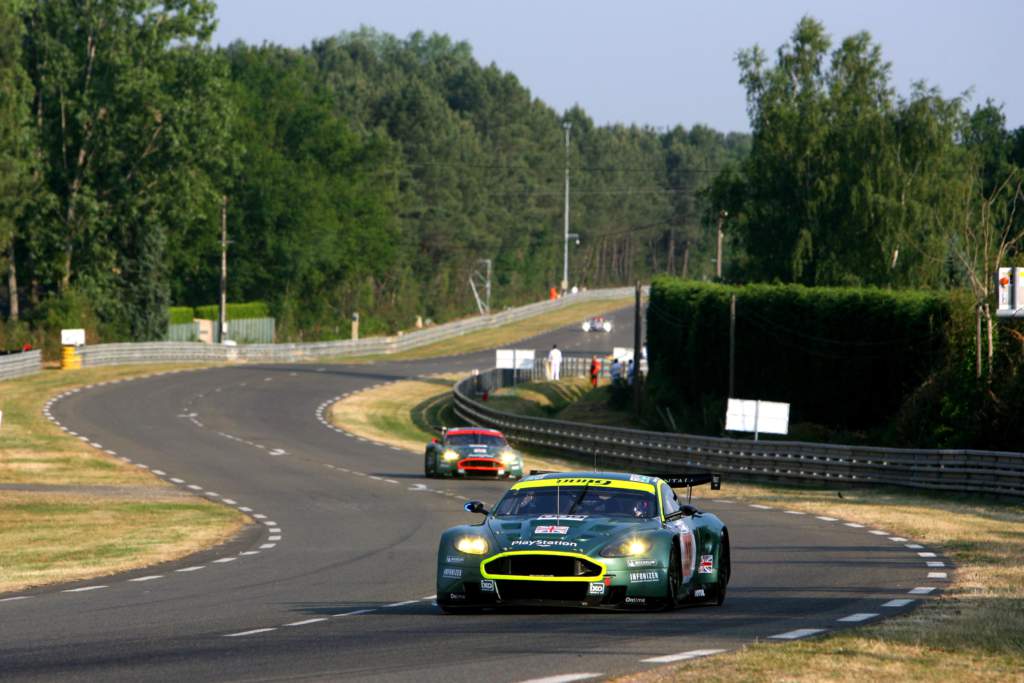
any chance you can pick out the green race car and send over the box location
[436,471,730,612]
[424,427,524,479]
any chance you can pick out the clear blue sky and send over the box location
[212,0,1023,134]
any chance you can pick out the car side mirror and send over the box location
[681,504,701,517]
[464,500,489,515]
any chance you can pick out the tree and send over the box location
[725,16,971,288]
[0,0,35,321]
[22,0,231,338]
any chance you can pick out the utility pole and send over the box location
[715,209,728,279]
[633,281,643,416]
[562,121,572,292]
[729,294,736,397]
[218,195,228,343]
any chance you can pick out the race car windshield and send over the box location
[446,434,506,447]
[493,487,658,518]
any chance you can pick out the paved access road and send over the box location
[0,308,948,682]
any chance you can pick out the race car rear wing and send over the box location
[528,470,721,491]
[661,473,721,491]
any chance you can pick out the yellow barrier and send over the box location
[61,345,81,369]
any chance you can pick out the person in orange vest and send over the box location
[549,287,558,300]
[589,355,601,388]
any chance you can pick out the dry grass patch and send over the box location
[0,364,251,594]
[0,491,246,593]
[330,373,465,451]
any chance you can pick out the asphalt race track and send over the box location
[0,307,949,682]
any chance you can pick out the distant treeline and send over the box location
[2,5,1023,361]
[0,0,747,346]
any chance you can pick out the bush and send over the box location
[646,277,952,435]
[168,306,195,325]
[192,301,270,321]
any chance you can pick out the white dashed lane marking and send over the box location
[909,587,936,595]
[837,613,878,622]
[0,596,32,603]
[176,566,205,573]
[928,572,948,579]
[225,628,276,637]
[641,648,726,664]
[883,599,915,607]
[769,628,826,640]
[516,674,602,683]
[128,575,162,582]
[285,618,327,627]
[62,586,108,593]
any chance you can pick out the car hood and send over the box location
[446,444,504,457]
[486,515,657,554]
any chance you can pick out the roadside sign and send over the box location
[496,349,535,370]
[725,398,790,439]
[61,329,86,347]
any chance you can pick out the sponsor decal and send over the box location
[693,588,706,598]
[445,555,465,564]
[537,514,587,521]
[589,582,606,595]
[699,554,714,574]
[629,474,653,483]
[442,568,463,579]
[556,478,613,486]
[624,596,646,605]
[627,559,657,568]
[535,525,569,535]
[511,539,579,548]
[479,580,495,592]
[629,571,660,583]
[448,593,466,600]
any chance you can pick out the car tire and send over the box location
[712,533,730,606]
[424,453,435,478]
[664,542,682,610]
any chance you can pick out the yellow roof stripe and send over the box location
[512,477,656,494]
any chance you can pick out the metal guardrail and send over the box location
[453,369,1024,498]
[0,350,43,381]
[76,288,634,367]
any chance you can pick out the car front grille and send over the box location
[482,553,603,578]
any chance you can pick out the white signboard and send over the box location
[725,398,790,438]
[61,328,86,347]
[613,346,634,362]
[496,349,535,370]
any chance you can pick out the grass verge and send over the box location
[331,372,1024,681]
[0,365,248,594]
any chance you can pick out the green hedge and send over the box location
[168,307,195,325]
[646,277,951,433]
[191,301,270,321]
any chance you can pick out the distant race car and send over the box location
[436,470,730,612]
[581,316,613,332]
[424,427,525,480]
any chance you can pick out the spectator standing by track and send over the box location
[610,358,622,385]
[547,344,563,381]
[589,356,601,388]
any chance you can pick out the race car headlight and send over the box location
[455,536,488,555]
[581,322,591,331]
[500,450,519,465]
[602,321,612,332]
[600,537,650,557]
[442,450,459,462]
